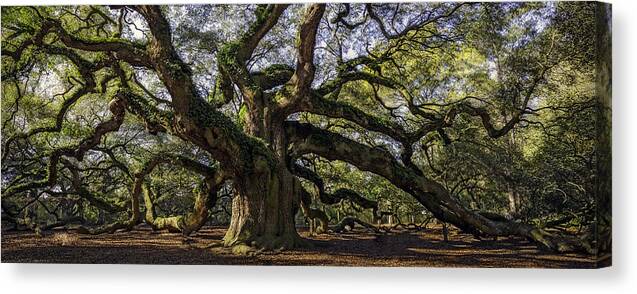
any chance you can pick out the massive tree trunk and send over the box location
[217,4,323,251]
[223,168,303,251]
[222,116,304,251]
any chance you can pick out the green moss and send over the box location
[231,244,256,255]
[255,5,270,23]
[263,63,293,74]
[272,86,292,103]
[218,41,242,66]
[238,103,248,126]
[252,64,294,91]
[119,88,174,129]
[187,96,276,171]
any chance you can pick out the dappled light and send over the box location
[1,2,611,267]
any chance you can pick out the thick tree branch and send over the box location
[43,18,152,67]
[366,3,467,40]
[288,4,325,98]
[136,153,227,235]
[239,5,289,59]
[2,96,127,198]
[291,162,381,220]
[301,91,410,142]
[285,121,589,252]
[2,44,116,162]
[214,5,287,106]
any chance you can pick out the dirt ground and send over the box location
[1,225,597,267]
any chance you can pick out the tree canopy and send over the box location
[1,2,610,255]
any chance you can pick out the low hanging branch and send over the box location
[291,162,383,222]
[142,180,216,235]
[285,121,592,253]
[136,153,227,235]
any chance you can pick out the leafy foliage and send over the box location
[1,3,607,253]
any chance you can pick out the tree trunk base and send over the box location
[223,232,309,255]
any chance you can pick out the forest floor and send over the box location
[1,225,596,267]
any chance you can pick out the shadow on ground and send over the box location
[1,225,596,267]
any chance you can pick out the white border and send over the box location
[1,1,636,293]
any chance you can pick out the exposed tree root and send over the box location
[519,225,594,254]
[475,211,593,254]
[76,219,138,235]
[222,233,311,255]
[333,216,379,233]
[193,240,224,249]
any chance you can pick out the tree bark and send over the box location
[143,178,218,235]
[222,122,304,251]
[223,171,302,251]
